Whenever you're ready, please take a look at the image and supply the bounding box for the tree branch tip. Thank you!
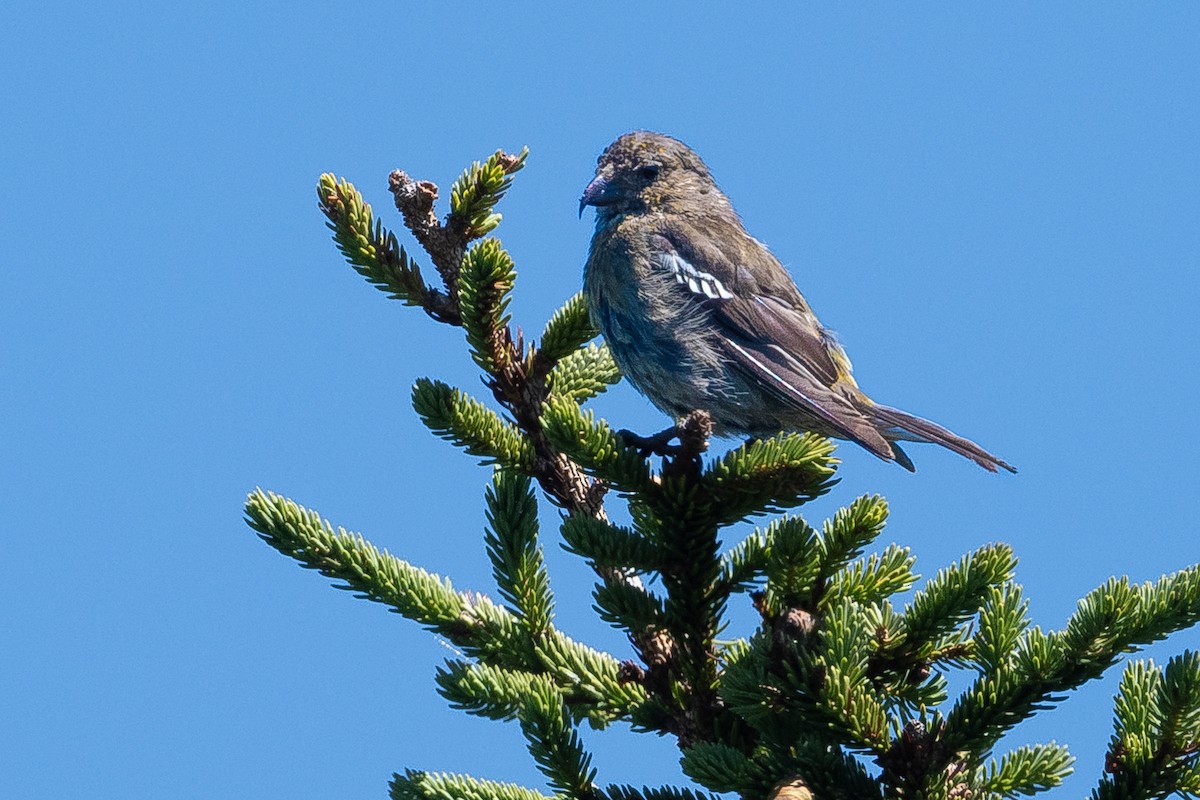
[496,150,526,173]
[389,169,440,227]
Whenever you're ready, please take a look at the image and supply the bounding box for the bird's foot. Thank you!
[618,425,683,457]
[618,411,714,462]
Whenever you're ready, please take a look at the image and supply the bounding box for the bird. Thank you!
[579,131,1015,473]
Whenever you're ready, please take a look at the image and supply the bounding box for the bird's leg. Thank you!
[618,425,683,457]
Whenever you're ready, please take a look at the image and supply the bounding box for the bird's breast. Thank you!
[584,229,737,417]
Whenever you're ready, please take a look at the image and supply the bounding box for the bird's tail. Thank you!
[871,404,1017,474]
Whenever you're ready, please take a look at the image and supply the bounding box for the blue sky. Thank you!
[3,4,1199,798]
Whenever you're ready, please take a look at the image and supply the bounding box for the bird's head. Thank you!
[579,131,726,220]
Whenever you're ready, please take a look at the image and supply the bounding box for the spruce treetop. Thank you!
[246,148,1200,800]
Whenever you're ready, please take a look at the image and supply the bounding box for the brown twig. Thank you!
[388,170,469,302]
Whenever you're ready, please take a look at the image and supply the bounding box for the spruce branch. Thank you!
[974,743,1074,798]
[594,580,669,632]
[437,660,557,722]
[646,437,733,745]
[449,148,529,240]
[943,566,1200,771]
[1092,652,1200,800]
[386,155,663,680]
[816,494,890,585]
[1056,566,1200,691]
[248,488,642,726]
[1112,660,1161,759]
[974,583,1031,673]
[330,150,614,530]
[1129,566,1200,648]
[679,740,769,796]
[541,396,654,494]
[819,598,892,753]
[412,378,536,472]
[519,681,599,799]
[822,544,917,609]
[430,614,646,729]
[317,174,460,324]
[1061,577,1140,670]
[716,632,790,735]
[762,744,884,800]
[896,544,1017,653]
[530,632,647,723]
[459,239,518,377]
[560,515,662,573]
[539,292,601,364]
[604,785,719,800]
[761,516,820,614]
[484,469,554,634]
[245,489,517,659]
[391,770,552,800]
[939,637,1060,762]
[1151,652,1200,760]
[549,343,621,403]
[387,148,528,301]
[718,530,768,595]
[701,433,838,524]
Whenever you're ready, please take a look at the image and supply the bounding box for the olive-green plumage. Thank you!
[580,131,1014,473]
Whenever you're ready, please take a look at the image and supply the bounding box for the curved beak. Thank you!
[578,176,617,217]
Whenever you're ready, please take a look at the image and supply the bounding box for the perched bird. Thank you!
[579,131,1014,473]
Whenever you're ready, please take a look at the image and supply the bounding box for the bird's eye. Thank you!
[637,165,660,180]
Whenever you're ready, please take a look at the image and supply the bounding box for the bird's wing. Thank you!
[654,230,895,460]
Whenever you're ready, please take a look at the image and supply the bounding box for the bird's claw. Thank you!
[618,426,683,457]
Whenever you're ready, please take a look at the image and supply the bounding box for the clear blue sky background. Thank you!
[3,5,1199,798]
